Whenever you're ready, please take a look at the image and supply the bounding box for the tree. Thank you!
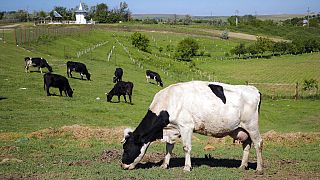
[183,15,192,25]
[93,3,108,23]
[131,32,150,52]
[175,38,199,61]
[255,37,273,56]
[230,43,246,57]
[220,29,229,40]
[0,12,5,20]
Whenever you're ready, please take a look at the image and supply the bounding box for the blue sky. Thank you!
[1,0,319,16]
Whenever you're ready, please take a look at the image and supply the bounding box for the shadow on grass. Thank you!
[0,96,7,100]
[136,157,257,170]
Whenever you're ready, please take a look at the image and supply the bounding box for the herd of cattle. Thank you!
[24,57,164,102]
[24,57,264,174]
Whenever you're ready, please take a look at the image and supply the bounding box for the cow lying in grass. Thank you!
[121,81,263,174]
[43,73,73,97]
[25,57,53,73]
[106,81,133,104]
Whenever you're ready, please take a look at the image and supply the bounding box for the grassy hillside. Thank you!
[0,28,319,179]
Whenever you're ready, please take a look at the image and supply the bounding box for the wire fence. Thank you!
[247,82,319,100]
[14,26,93,46]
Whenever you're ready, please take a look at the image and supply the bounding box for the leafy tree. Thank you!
[93,3,108,23]
[303,79,318,94]
[220,29,229,40]
[255,37,273,56]
[230,43,246,57]
[247,43,258,56]
[131,32,150,52]
[175,37,199,61]
[183,15,192,25]
[272,41,290,55]
[0,12,5,20]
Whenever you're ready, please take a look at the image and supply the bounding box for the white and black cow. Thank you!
[146,70,163,87]
[113,67,123,83]
[66,61,91,80]
[25,57,53,73]
[121,81,263,174]
[106,81,134,104]
[43,73,73,97]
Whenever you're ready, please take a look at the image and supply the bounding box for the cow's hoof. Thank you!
[160,163,168,169]
[183,166,191,172]
[255,170,264,175]
[239,165,248,170]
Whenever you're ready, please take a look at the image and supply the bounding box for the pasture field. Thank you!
[0,27,320,179]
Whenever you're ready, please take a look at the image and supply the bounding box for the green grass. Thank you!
[1,27,320,179]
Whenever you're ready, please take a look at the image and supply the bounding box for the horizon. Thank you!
[1,0,319,16]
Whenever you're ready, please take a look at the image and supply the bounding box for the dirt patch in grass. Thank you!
[0,132,24,141]
[28,124,126,142]
[100,149,122,163]
[263,130,320,144]
[244,172,320,180]
[12,125,320,146]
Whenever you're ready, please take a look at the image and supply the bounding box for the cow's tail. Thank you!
[258,92,262,114]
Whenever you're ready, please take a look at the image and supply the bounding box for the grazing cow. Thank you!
[113,67,123,83]
[146,70,163,87]
[24,57,53,73]
[43,73,73,97]
[106,81,133,103]
[66,61,91,80]
[121,81,263,174]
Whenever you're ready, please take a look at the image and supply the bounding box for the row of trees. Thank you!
[0,2,131,23]
[231,37,320,58]
[131,32,200,61]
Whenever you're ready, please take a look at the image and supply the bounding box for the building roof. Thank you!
[75,2,87,13]
[53,11,62,18]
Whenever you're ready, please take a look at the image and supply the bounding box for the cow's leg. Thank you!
[123,95,127,103]
[239,139,252,170]
[25,66,28,73]
[128,94,132,104]
[161,143,174,169]
[117,95,121,102]
[58,88,63,96]
[80,73,83,80]
[46,86,51,96]
[180,127,193,171]
[246,129,263,174]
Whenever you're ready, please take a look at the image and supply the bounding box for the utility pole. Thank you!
[307,7,310,27]
[235,10,239,26]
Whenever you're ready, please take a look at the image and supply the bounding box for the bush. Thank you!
[175,37,199,61]
[131,32,150,52]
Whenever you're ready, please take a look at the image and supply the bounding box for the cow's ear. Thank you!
[140,111,170,143]
[121,128,133,143]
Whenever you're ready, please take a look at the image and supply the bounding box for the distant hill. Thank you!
[132,13,306,22]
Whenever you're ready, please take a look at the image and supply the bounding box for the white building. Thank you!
[75,3,87,24]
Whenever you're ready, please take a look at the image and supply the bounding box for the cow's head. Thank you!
[121,110,170,170]
[159,81,163,87]
[47,65,53,72]
[67,88,73,97]
[106,93,113,102]
[86,73,91,81]
[121,129,150,170]
[112,76,117,83]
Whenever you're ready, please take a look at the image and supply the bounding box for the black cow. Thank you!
[106,81,133,103]
[66,61,91,80]
[43,73,73,97]
[113,67,123,83]
[146,70,163,87]
[25,57,53,73]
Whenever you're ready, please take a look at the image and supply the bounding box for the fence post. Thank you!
[14,29,17,45]
[295,82,299,100]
